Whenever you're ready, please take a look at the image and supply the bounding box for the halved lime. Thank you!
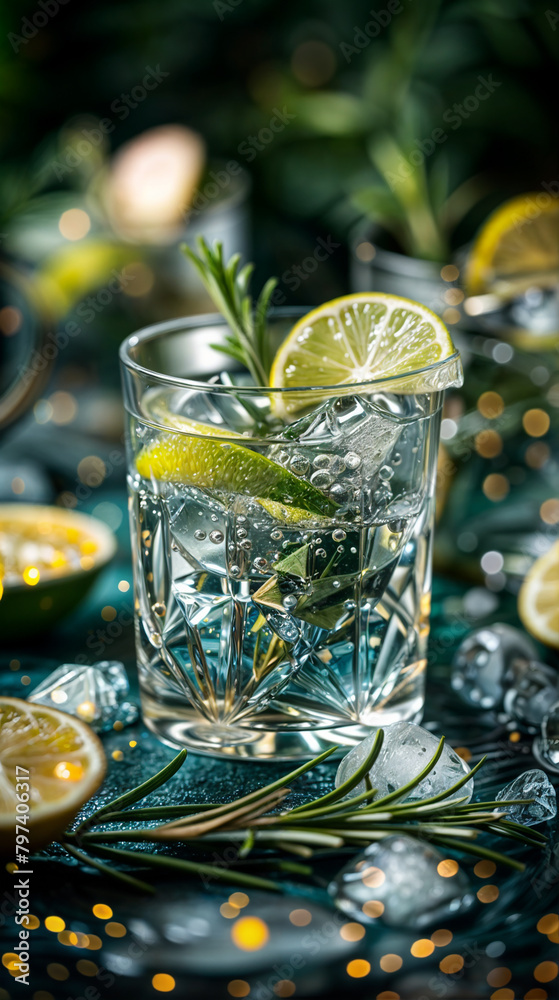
[269,292,461,418]
[136,429,337,516]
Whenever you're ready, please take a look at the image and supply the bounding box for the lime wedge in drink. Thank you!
[269,292,461,417]
[136,422,337,516]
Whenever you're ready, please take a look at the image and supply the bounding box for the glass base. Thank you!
[143,694,424,761]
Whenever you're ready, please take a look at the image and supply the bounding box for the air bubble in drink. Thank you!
[209,530,224,544]
[313,454,331,470]
[152,602,166,617]
[332,528,346,542]
[290,454,310,476]
[311,471,333,488]
[230,565,240,577]
[271,529,283,541]
[344,452,361,470]
[379,465,394,480]
[253,557,268,571]
[283,594,298,609]
[316,548,327,558]
[237,527,247,539]
[194,529,206,541]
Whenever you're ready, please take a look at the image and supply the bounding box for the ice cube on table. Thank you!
[28,661,138,733]
[335,721,474,803]
[495,768,557,826]
[451,623,537,710]
[329,834,476,929]
[503,659,559,730]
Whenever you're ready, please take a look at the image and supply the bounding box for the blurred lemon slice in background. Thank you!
[518,541,559,648]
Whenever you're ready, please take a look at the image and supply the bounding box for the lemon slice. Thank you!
[257,498,329,524]
[136,427,337,516]
[269,293,460,418]
[465,193,559,297]
[0,698,106,854]
[518,541,559,648]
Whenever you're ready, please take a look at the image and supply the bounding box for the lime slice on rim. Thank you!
[136,421,337,516]
[269,292,461,418]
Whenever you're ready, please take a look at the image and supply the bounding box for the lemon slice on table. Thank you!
[136,419,337,516]
[268,293,460,418]
[518,541,559,648]
[0,698,106,854]
[465,193,559,297]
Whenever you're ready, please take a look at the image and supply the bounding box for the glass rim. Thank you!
[119,308,462,395]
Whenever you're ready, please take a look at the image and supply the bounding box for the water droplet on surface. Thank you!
[152,602,166,617]
[330,456,346,475]
[350,546,357,554]
[194,529,206,541]
[332,580,340,589]
[239,539,252,550]
[282,594,298,609]
[209,530,224,544]
[211,514,218,522]
[290,454,310,476]
[332,528,346,542]
[313,454,331,470]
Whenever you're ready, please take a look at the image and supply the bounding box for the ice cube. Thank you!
[495,769,557,826]
[329,835,476,929]
[503,659,559,730]
[335,722,474,803]
[451,623,537,710]
[28,661,138,733]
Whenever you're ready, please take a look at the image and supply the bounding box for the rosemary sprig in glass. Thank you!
[61,731,545,893]
[182,237,277,387]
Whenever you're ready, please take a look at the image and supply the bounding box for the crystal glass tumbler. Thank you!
[120,311,462,759]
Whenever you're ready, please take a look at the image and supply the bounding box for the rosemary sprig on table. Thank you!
[61,731,545,894]
[182,237,277,387]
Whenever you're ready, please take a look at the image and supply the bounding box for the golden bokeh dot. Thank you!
[437,859,459,878]
[526,442,550,469]
[483,473,509,502]
[77,455,106,487]
[152,973,176,992]
[477,885,499,904]
[431,929,453,947]
[548,929,559,944]
[444,287,464,305]
[411,939,435,958]
[340,922,365,942]
[540,499,559,524]
[289,909,311,926]
[525,990,548,999]
[377,993,400,1000]
[380,954,403,973]
[92,903,113,920]
[0,305,22,335]
[26,915,40,929]
[291,39,336,87]
[537,914,559,935]
[105,921,126,938]
[45,916,65,933]
[220,903,240,919]
[362,865,385,888]
[523,408,550,437]
[228,982,250,998]
[59,208,91,240]
[487,967,512,987]
[122,261,155,297]
[274,981,296,998]
[474,860,497,879]
[362,900,384,918]
[129,740,137,747]
[231,916,269,951]
[32,993,54,1000]
[475,429,503,458]
[118,579,130,592]
[50,391,78,425]
[346,959,371,979]
[440,954,464,974]
[101,605,117,621]
[356,241,376,263]
[112,750,124,761]
[509,730,521,743]
[441,264,460,282]
[478,391,504,419]
[454,747,472,762]
[229,892,249,909]
[76,959,98,976]
[47,963,69,981]
[490,990,514,1000]
[442,307,461,325]
[9,658,20,671]
[21,675,31,686]
[534,962,559,983]
[11,476,25,494]
[86,934,102,950]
